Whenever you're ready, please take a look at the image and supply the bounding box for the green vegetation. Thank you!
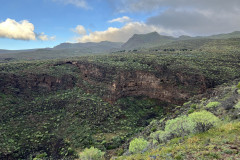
[0,86,163,159]
[129,138,149,154]
[165,115,194,137]
[79,147,105,160]
[0,35,240,159]
[237,82,240,89]
[234,101,240,109]
[188,110,220,133]
[114,80,240,159]
[205,101,221,108]
[116,122,240,160]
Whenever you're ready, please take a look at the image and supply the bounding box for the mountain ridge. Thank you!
[121,31,240,50]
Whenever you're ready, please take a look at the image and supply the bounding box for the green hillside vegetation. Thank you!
[114,81,240,160]
[0,33,240,159]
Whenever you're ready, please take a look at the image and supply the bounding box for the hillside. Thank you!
[0,39,240,159]
[1,31,240,62]
[0,42,123,62]
[0,49,37,54]
[115,80,240,159]
[54,41,123,53]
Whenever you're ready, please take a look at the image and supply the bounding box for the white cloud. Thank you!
[0,18,36,40]
[37,33,56,41]
[0,18,55,41]
[77,22,182,43]
[147,8,240,35]
[72,25,87,35]
[53,0,89,9]
[108,16,131,23]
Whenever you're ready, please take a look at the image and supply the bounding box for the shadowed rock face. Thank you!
[0,61,211,104]
[72,61,211,105]
[0,73,75,95]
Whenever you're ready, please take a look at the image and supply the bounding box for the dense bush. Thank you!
[79,147,105,160]
[165,115,195,137]
[151,111,220,144]
[188,110,220,133]
[205,101,221,108]
[129,138,149,154]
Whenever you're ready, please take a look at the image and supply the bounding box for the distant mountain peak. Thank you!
[122,32,175,50]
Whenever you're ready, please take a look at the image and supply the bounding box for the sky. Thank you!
[0,0,240,50]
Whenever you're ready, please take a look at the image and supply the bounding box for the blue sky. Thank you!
[0,0,239,50]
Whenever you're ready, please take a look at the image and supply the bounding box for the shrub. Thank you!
[237,82,240,89]
[205,101,221,108]
[33,152,47,160]
[79,147,105,160]
[188,110,220,133]
[129,138,149,154]
[183,101,191,106]
[234,101,240,109]
[150,130,164,141]
[190,104,197,109]
[188,108,195,114]
[158,131,172,143]
[165,115,195,138]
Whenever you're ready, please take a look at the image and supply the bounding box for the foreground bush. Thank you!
[165,115,195,137]
[79,147,105,160]
[157,111,220,142]
[188,110,220,133]
[129,138,149,154]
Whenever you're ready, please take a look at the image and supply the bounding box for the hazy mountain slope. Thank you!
[0,49,37,54]
[54,41,123,53]
[0,48,109,61]
[151,38,240,51]
[121,32,176,50]
[207,31,240,39]
[121,31,240,51]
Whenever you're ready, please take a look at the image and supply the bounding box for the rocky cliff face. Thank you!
[0,73,75,95]
[71,61,211,104]
[0,61,211,104]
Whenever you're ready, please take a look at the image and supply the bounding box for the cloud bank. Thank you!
[0,18,55,41]
[107,0,240,35]
[77,22,182,43]
[75,0,240,43]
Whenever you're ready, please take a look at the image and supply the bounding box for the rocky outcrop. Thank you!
[70,61,211,105]
[0,60,212,104]
[0,73,75,95]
